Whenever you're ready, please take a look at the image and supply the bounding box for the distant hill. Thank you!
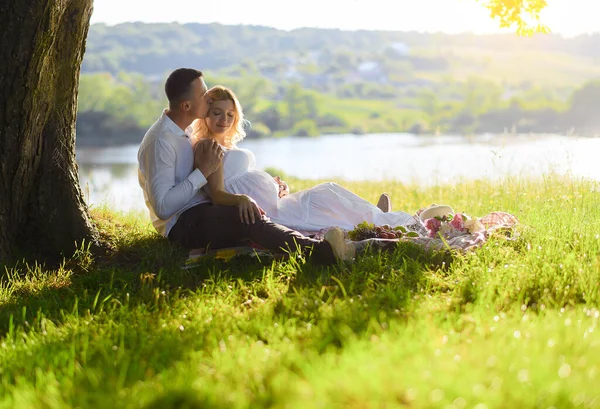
[83,22,600,88]
[75,23,600,146]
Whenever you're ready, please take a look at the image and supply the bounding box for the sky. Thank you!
[90,0,600,37]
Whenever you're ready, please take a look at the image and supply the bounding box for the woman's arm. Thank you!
[206,164,240,206]
[206,165,265,224]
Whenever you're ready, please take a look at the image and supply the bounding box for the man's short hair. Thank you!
[165,68,204,104]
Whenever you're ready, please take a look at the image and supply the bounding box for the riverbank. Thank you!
[76,133,600,214]
[1,175,599,408]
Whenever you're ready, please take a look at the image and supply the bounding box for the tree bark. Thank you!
[0,0,98,263]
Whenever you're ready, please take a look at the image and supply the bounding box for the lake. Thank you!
[76,133,600,213]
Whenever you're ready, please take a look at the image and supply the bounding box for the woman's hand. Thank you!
[274,176,289,198]
[237,195,266,224]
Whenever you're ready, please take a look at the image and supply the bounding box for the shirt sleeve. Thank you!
[139,139,207,220]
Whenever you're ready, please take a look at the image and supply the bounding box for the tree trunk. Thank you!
[0,0,98,263]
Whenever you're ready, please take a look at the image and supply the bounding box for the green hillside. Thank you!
[75,23,600,145]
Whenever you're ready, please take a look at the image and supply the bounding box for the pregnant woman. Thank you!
[192,86,424,234]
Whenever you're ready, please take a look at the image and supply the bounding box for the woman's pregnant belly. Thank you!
[224,170,280,216]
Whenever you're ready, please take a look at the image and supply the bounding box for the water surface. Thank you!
[76,133,600,212]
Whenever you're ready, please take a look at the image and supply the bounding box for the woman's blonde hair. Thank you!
[192,85,247,148]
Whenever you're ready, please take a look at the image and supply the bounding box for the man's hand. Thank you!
[197,93,213,119]
[274,176,289,198]
[237,195,266,224]
[194,139,223,178]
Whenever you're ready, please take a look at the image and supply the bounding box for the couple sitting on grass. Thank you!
[137,68,459,264]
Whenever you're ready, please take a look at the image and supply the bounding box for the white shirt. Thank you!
[137,111,211,237]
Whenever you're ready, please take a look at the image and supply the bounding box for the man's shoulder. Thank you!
[139,116,174,153]
[143,116,167,140]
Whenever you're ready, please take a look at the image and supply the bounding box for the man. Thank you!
[137,68,355,264]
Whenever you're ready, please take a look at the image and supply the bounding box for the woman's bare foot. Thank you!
[324,227,356,261]
[376,193,392,213]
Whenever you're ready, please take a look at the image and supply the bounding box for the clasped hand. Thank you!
[274,176,289,198]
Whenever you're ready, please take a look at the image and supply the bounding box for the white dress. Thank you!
[221,148,416,233]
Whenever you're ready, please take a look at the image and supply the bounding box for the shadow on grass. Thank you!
[0,318,204,399]
[0,229,454,333]
[143,390,224,409]
[0,228,286,334]
[0,211,459,402]
[0,220,460,406]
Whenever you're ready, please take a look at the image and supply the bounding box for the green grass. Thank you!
[1,175,600,408]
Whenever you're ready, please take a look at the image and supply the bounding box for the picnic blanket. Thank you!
[314,211,520,253]
[408,211,519,252]
[184,211,519,268]
[183,245,275,269]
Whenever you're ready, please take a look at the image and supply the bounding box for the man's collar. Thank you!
[162,109,190,138]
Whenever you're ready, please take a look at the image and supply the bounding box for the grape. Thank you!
[349,223,408,241]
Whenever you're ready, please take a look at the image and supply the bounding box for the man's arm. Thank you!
[205,159,264,224]
[140,140,207,220]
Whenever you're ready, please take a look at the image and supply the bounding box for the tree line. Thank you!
[83,22,600,79]
[74,23,600,146]
[75,71,600,146]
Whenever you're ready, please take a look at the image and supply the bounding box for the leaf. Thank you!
[356,220,375,230]
[479,0,549,35]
